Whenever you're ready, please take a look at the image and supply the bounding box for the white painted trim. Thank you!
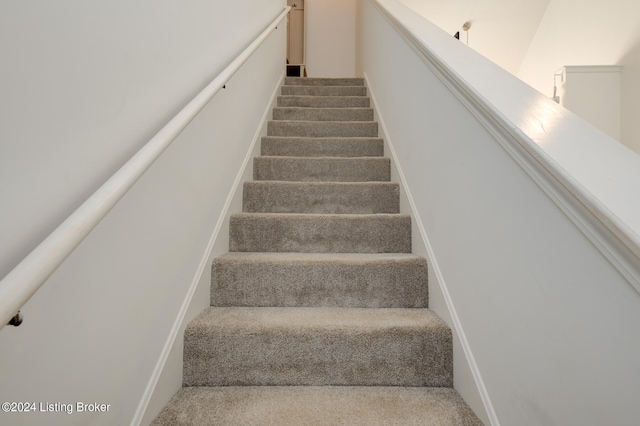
[0,6,291,330]
[130,71,285,426]
[364,73,500,426]
[370,0,640,296]
[562,65,623,74]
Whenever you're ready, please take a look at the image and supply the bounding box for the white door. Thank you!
[287,0,305,65]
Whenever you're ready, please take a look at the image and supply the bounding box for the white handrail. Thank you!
[0,6,291,330]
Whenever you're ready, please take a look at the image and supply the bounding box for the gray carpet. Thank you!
[211,252,427,308]
[151,77,483,425]
[242,181,399,214]
[152,387,481,426]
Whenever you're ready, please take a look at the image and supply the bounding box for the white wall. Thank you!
[0,1,286,425]
[0,0,284,281]
[396,0,550,74]
[517,0,640,153]
[306,0,357,77]
[359,0,640,425]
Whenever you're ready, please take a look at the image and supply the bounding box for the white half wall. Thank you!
[0,1,286,425]
[359,0,640,424]
[306,0,357,77]
[517,0,640,153]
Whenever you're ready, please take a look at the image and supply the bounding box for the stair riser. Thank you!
[184,312,451,387]
[273,107,373,122]
[243,182,399,214]
[268,121,377,137]
[211,255,428,308]
[285,77,365,86]
[184,331,451,386]
[254,157,390,182]
[261,137,383,157]
[278,96,370,108]
[229,214,411,253]
[281,86,367,96]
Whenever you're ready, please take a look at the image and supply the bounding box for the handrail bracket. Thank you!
[8,311,23,327]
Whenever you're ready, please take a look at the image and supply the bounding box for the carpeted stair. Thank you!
[152,77,483,425]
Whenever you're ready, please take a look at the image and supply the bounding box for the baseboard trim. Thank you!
[130,71,285,426]
[364,72,499,426]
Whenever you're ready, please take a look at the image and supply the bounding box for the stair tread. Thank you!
[278,95,366,98]
[284,85,366,89]
[231,212,410,218]
[211,252,427,308]
[254,156,390,182]
[268,120,378,137]
[278,95,368,99]
[214,251,424,264]
[271,119,376,124]
[245,180,397,186]
[188,306,447,332]
[263,136,383,140]
[243,181,399,214]
[285,77,365,86]
[273,107,374,111]
[152,386,482,426]
[229,213,411,255]
[184,307,451,386]
[257,155,387,160]
[261,137,383,157]
[277,95,371,108]
[281,86,367,97]
[273,107,374,122]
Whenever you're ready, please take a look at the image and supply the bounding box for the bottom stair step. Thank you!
[151,386,483,426]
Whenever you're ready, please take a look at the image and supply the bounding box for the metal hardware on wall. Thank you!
[462,21,471,46]
[8,311,23,326]
[553,72,563,103]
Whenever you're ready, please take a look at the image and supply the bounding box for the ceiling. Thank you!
[397,0,551,74]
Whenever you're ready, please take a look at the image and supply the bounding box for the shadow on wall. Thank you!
[619,36,640,154]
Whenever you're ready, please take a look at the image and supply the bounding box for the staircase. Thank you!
[151,78,482,425]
